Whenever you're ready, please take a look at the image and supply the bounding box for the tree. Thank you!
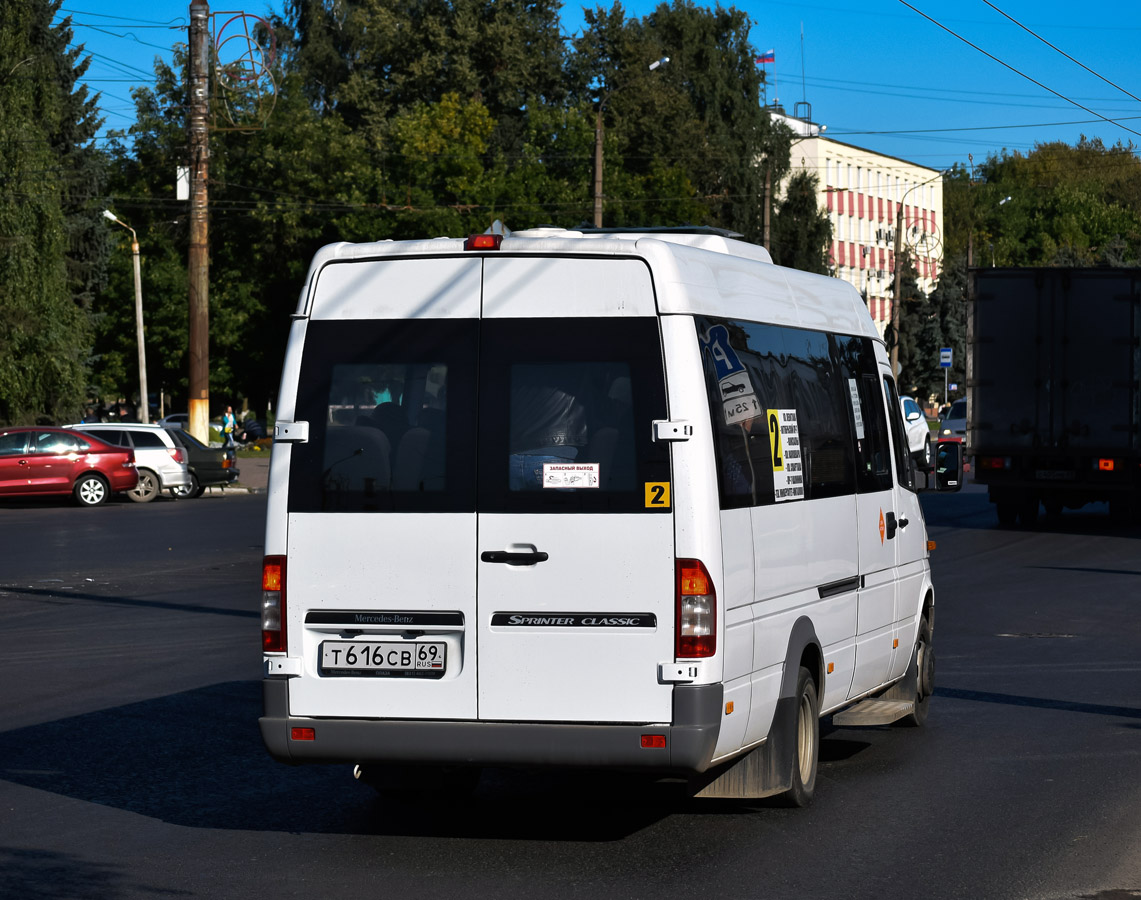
[771,171,831,273]
[0,1,104,424]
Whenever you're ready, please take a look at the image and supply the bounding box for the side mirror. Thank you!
[935,438,964,492]
[906,409,922,422]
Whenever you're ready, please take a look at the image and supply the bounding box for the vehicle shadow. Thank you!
[0,681,692,840]
[0,681,889,840]
[0,846,190,900]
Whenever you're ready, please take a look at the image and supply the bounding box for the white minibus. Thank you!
[259,227,962,806]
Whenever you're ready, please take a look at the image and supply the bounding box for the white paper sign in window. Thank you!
[543,462,601,489]
[766,408,804,502]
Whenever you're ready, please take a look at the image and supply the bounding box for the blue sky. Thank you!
[60,0,1141,171]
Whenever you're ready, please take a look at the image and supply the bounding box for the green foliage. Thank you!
[943,138,1141,267]
[0,1,103,424]
[771,171,831,273]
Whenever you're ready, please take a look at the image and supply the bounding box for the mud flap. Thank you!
[687,694,797,799]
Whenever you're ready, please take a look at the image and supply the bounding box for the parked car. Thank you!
[900,395,932,465]
[940,398,967,443]
[0,426,137,506]
[157,412,189,430]
[66,423,191,502]
[164,427,240,497]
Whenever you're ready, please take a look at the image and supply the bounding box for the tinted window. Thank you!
[697,317,856,509]
[478,317,670,513]
[288,317,669,514]
[130,431,166,449]
[171,429,207,451]
[89,429,127,447]
[948,399,966,418]
[832,335,893,494]
[0,432,27,456]
[882,376,914,491]
[289,319,477,513]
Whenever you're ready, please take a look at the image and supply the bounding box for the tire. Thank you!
[779,666,819,808]
[170,473,200,500]
[74,473,109,507]
[127,468,160,503]
[900,617,934,727]
[1043,498,1063,518]
[1019,496,1039,527]
[996,501,1018,527]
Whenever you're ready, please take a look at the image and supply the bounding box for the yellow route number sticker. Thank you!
[644,482,671,508]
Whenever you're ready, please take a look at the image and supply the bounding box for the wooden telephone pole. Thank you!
[187,0,211,443]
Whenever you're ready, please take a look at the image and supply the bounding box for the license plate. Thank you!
[319,640,447,678]
[1035,469,1075,481]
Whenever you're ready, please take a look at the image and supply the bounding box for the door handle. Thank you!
[898,515,909,529]
[885,511,898,540]
[481,550,549,566]
[19,459,28,465]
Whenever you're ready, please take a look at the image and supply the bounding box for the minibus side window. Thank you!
[698,317,856,509]
[882,375,915,491]
[831,334,893,494]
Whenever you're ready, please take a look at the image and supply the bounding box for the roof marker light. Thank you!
[464,234,502,251]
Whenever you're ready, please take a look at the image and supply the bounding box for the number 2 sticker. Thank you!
[644,482,671,508]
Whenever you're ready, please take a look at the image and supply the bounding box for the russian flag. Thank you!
[756,49,775,64]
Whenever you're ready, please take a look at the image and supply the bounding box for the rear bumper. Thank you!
[259,679,723,774]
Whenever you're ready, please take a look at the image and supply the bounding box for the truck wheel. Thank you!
[996,501,1018,527]
[778,666,819,808]
[1043,499,1063,518]
[1019,496,1039,527]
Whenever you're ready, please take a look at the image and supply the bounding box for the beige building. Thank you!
[771,112,944,336]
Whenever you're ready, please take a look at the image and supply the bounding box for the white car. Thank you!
[66,423,192,502]
[900,395,932,464]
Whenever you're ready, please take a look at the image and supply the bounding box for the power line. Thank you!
[897,0,1141,141]
[979,0,1141,106]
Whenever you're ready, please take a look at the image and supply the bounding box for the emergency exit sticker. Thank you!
[644,482,671,508]
[767,409,804,502]
[543,463,600,488]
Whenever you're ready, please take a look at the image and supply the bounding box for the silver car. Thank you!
[939,398,967,443]
[66,423,192,502]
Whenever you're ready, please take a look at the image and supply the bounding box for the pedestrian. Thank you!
[222,405,237,450]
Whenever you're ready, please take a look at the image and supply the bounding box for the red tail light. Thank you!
[222,456,233,469]
[167,447,184,464]
[676,559,716,658]
[262,555,286,652]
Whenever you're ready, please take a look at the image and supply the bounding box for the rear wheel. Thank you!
[900,617,934,727]
[996,501,1018,527]
[127,468,160,503]
[779,666,819,808]
[170,473,200,499]
[1019,495,1040,527]
[74,473,109,507]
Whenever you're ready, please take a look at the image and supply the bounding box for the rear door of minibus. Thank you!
[474,254,677,724]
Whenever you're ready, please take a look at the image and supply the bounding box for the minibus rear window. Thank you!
[288,319,478,513]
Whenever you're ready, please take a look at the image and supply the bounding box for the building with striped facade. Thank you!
[771,112,944,337]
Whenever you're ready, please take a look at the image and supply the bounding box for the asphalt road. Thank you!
[0,487,1138,900]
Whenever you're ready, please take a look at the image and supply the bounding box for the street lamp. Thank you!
[890,171,946,378]
[103,210,150,424]
[593,57,669,228]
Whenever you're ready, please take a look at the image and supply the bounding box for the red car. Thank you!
[0,426,138,506]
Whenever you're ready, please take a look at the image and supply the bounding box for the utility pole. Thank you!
[102,210,149,423]
[763,164,772,248]
[890,199,905,378]
[188,0,210,443]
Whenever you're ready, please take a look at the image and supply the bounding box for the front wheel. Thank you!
[779,666,819,808]
[74,473,109,507]
[127,468,160,503]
